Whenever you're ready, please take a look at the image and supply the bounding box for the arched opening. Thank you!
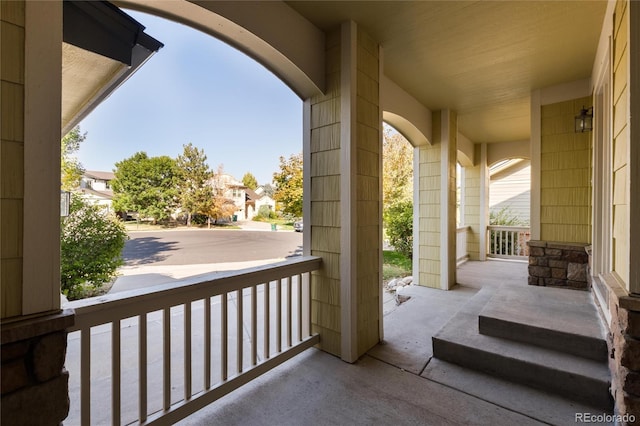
[62,9,311,425]
[380,122,414,313]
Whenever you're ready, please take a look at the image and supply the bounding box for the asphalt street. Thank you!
[122,228,303,266]
[109,227,303,293]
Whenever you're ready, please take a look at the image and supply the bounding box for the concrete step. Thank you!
[432,286,613,412]
[478,285,608,361]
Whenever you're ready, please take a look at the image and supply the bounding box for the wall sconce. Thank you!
[575,106,593,133]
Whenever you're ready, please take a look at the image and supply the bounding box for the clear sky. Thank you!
[76,10,303,185]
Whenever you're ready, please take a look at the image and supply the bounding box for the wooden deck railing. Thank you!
[486,226,530,259]
[456,226,470,264]
[65,256,322,425]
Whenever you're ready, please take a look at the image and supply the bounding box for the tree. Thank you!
[61,194,128,299]
[61,126,87,191]
[383,125,413,211]
[111,152,178,223]
[384,200,413,259]
[273,153,303,217]
[207,165,237,223]
[176,143,213,226]
[242,172,258,190]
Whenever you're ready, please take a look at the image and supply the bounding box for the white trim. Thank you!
[591,0,616,94]
[479,143,488,261]
[339,21,358,362]
[629,1,640,294]
[530,90,542,241]
[440,111,450,290]
[23,1,63,315]
[413,146,421,282]
[592,40,612,278]
[378,45,384,341]
[303,99,312,257]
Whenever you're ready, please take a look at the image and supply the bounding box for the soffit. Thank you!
[286,1,607,143]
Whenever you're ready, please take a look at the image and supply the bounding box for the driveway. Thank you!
[110,227,302,293]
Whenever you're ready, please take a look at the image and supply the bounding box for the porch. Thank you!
[64,260,612,425]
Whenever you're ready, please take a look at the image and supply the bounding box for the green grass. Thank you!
[382,250,412,281]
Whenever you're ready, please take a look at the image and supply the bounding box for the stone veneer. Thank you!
[598,275,640,423]
[1,310,74,425]
[527,240,590,289]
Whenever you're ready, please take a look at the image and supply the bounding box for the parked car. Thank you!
[293,220,303,232]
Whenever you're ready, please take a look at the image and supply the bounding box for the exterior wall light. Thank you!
[575,106,593,133]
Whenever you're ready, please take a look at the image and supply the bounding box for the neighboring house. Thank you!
[489,159,531,224]
[76,170,115,212]
[211,174,247,220]
[245,187,276,219]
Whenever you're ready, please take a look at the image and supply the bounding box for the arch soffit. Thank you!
[487,140,530,166]
[115,0,325,99]
[381,75,431,147]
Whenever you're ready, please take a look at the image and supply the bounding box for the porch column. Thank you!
[1,1,73,424]
[414,110,457,289]
[304,21,382,362]
[463,143,489,261]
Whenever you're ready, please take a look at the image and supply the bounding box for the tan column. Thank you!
[305,22,381,361]
[415,110,457,289]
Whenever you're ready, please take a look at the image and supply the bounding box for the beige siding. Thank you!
[490,160,531,224]
[611,0,630,285]
[355,28,380,355]
[309,26,381,357]
[464,165,481,260]
[416,110,457,288]
[540,97,592,244]
[1,0,25,319]
[309,28,342,355]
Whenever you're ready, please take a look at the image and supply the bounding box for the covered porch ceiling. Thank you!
[287,1,608,144]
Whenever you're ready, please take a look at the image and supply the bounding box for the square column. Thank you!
[414,110,457,289]
[305,21,381,362]
[462,145,489,261]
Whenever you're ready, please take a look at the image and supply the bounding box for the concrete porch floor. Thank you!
[177,260,612,426]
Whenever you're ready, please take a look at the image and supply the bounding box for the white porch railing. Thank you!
[65,256,321,426]
[486,226,530,259]
[456,226,470,264]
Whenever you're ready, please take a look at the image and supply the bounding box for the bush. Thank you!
[61,196,128,300]
[384,201,413,259]
[253,205,278,221]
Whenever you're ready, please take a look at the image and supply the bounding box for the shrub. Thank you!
[384,200,413,259]
[253,205,278,221]
[61,196,128,299]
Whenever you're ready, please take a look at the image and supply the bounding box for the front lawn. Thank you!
[382,250,412,281]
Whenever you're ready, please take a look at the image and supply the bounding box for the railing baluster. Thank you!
[112,320,121,426]
[163,307,171,411]
[81,328,91,426]
[264,282,270,359]
[276,278,282,353]
[221,293,228,381]
[139,314,147,423]
[184,302,192,400]
[297,274,303,342]
[236,289,243,374]
[205,296,211,390]
[287,277,292,347]
[308,273,313,338]
[251,285,257,366]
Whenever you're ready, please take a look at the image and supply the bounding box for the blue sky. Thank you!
[76,10,303,185]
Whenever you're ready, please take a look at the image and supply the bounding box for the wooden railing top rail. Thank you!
[67,256,322,331]
[486,225,530,232]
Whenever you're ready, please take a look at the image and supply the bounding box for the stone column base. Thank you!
[1,309,74,425]
[527,240,590,290]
